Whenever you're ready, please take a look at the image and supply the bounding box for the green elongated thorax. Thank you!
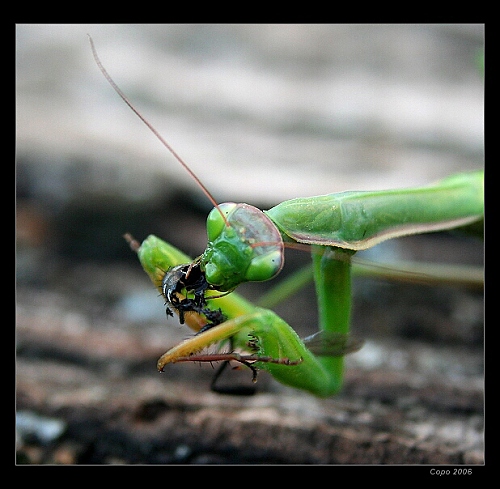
[265,170,483,250]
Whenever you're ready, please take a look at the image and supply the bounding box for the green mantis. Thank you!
[91,37,484,398]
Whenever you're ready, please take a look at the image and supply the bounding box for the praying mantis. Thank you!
[90,37,484,398]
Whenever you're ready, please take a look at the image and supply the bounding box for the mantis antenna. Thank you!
[88,35,229,227]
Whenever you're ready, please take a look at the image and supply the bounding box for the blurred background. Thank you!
[16,24,484,464]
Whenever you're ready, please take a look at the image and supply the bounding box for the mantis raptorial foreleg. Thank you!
[132,234,361,397]
[156,302,352,397]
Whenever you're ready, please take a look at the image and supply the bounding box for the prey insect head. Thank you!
[201,203,285,291]
[128,234,226,332]
[161,261,225,328]
[161,263,208,307]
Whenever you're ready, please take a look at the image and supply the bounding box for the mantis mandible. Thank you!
[90,37,484,397]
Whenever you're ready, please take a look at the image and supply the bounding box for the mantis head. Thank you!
[201,203,285,291]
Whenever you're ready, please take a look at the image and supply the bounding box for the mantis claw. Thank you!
[172,352,303,384]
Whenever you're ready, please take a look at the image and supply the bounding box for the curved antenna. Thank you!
[88,35,229,226]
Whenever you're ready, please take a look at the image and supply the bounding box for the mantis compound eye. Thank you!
[202,203,284,291]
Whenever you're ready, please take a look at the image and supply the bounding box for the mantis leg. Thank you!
[157,254,353,398]
[311,245,354,395]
